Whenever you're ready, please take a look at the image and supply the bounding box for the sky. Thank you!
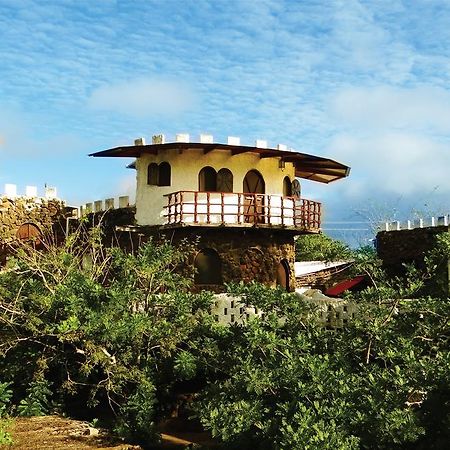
[1,0,449,243]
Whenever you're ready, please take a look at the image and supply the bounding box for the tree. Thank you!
[296,233,352,262]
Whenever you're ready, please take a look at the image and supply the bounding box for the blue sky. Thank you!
[1,0,449,242]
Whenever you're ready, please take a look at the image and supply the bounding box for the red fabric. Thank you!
[325,275,366,296]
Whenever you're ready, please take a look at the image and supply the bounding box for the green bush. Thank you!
[0,381,12,444]
[1,225,449,448]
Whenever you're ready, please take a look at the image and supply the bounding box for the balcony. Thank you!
[163,191,321,231]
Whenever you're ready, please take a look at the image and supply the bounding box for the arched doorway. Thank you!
[243,170,265,224]
[276,259,290,291]
[194,248,222,285]
[16,223,42,248]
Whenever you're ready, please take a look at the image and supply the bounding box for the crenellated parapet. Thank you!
[0,184,66,245]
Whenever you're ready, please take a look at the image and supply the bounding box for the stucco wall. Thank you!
[135,148,296,226]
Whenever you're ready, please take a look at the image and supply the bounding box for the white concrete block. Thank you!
[430,217,436,227]
[152,134,165,144]
[200,134,214,143]
[26,185,38,197]
[94,200,103,212]
[437,215,448,226]
[390,220,400,231]
[119,196,129,208]
[4,184,17,198]
[255,139,267,148]
[134,137,146,146]
[227,136,240,146]
[175,133,189,143]
[413,218,424,229]
[105,198,115,209]
[45,186,57,199]
[277,144,287,151]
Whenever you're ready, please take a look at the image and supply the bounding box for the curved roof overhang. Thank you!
[90,142,350,184]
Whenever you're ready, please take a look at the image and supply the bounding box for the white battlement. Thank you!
[1,184,58,200]
[380,215,450,232]
[79,195,135,217]
[133,133,295,152]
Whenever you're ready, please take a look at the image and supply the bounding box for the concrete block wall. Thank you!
[211,292,358,329]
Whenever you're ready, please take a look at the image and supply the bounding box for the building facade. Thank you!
[91,134,350,291]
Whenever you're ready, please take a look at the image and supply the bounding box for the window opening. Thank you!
[158,162,171,186]
[199,167,217,191]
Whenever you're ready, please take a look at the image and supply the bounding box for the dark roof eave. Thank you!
[89,142,351,183]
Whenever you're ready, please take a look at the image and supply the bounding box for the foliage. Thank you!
[0,225,216,444]
[17,380,53,417]
[0,225,449,448]
[197,282,450,449]
[0,381,12,444]
[296,233,353,261]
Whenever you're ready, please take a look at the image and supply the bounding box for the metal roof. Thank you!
[90,142,350,184]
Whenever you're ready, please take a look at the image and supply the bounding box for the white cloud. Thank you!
[331,85,450,133]
[328,132,450,197]
[88,78,196,118]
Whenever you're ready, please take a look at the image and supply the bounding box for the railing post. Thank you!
[179,192,183,223]
[207,192,210,224]
[194,191,198,224]
[221,192,224,224]
[238,193,242,224]
[281,195,284,226]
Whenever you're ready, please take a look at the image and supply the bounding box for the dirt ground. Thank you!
[4,415,217,449]
[4,416,142,450]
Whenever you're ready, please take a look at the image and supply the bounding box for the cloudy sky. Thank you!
[0,0,449,241]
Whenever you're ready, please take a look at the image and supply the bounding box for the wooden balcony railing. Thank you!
[163,191,321,231]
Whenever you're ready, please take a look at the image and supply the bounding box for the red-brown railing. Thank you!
[163,191,321,231]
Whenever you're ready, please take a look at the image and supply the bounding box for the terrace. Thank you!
[163,191,321,231]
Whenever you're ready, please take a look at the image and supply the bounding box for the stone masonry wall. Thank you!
[161,227,297,291]
[376,225,449,297]
[0,196,66,243]
[83,208,298,291]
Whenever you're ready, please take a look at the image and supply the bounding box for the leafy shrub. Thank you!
[0,381,12,444]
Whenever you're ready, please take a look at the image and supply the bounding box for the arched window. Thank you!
[147,163,158,185]
[158,162,171,186]
[194,248,222,285]
[217,168,233,193]
[283,176,292,197]
[147,162,171,186]
[199,167,217,191]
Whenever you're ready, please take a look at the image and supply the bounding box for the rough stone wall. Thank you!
[377,225,449,266]
[160,227,297,291]
[376,225,450,297]
[83,208,298,291]
[0,196,66,243]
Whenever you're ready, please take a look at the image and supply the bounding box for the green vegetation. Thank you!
[296,233,353,261]
[0,228,449,449]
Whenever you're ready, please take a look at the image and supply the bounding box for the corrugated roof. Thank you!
[90,142,350,184]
